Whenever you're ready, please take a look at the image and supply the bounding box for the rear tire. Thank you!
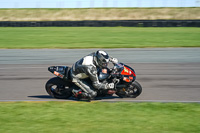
[116,81,142,98]
[45,77,72,99]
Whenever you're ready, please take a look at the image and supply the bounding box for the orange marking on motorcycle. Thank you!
[54,71,59,76]
[54,71,64,78]
[123,77,131,82]
[129,76,133,80]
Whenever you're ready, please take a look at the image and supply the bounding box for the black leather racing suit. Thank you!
[70,52,108,97]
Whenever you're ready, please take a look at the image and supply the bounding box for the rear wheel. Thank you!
[116,81,142,98]
[45,77,72,99]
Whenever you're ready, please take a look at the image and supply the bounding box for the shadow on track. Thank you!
[28,95,53,99]
[28,95,121,101]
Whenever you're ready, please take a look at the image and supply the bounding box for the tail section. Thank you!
[48,66,71,81]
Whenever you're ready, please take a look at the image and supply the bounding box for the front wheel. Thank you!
[45,77,72,99]
[116,81,142,98]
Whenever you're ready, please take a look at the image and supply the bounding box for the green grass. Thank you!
[0,102,199,133]
[0,27,199,49]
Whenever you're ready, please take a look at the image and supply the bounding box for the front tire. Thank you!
[45,77,72,99]
[116,81,142,98]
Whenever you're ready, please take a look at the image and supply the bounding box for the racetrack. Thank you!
[0,48,200,102]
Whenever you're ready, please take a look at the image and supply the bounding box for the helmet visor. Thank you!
[100,58,109,68]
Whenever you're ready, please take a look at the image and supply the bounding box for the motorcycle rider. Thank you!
[70,50,118,100]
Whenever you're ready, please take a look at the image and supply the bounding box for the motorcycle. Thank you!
[45,62,142,101]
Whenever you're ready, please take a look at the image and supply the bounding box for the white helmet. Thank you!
[95,50,109,68]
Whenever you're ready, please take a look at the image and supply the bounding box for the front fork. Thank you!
[115,82,134,96]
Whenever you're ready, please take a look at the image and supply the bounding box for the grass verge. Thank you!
[0,101,200,133]
[0,27,199,49]
[0,8,200,21]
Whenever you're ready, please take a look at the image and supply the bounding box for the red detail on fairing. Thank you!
[121,66,136,76]
[121,66,136,82]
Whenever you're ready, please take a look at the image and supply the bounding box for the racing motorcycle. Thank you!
[45,62,142,101]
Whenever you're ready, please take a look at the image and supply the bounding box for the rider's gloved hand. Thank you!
[106,83,115,89]
[110,57,118,64]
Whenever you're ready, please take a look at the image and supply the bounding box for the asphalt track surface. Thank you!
[0,48,200,102]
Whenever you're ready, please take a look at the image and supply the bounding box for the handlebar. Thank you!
[110,63,124,76]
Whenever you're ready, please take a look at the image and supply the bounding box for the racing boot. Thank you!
[82,91,97,102]
[72,89,82,98]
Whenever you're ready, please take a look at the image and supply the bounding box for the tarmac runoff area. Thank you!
[0,48,200,103]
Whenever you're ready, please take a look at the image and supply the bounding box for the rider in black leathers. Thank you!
[70,50,118,99]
